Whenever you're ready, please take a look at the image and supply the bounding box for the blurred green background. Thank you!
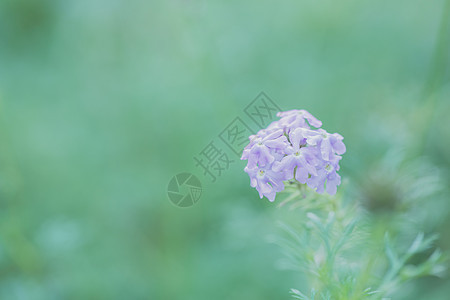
[0,0,449,299]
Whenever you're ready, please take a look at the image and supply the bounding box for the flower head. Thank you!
[241,110,345,201]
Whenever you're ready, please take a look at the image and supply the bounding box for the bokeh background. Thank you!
[0,0,449,299]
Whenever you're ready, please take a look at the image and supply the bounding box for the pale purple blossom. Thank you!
[241,109,345,201]
[277,109,323,130]
[244,163,287,202]
[306,156,342,195]
[241,129,288,168]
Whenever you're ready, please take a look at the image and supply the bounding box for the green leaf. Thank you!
[384,233,399,266]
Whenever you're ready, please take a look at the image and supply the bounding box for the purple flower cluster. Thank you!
[241,110,346,201]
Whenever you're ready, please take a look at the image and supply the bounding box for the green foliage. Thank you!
[277,183,447,300]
